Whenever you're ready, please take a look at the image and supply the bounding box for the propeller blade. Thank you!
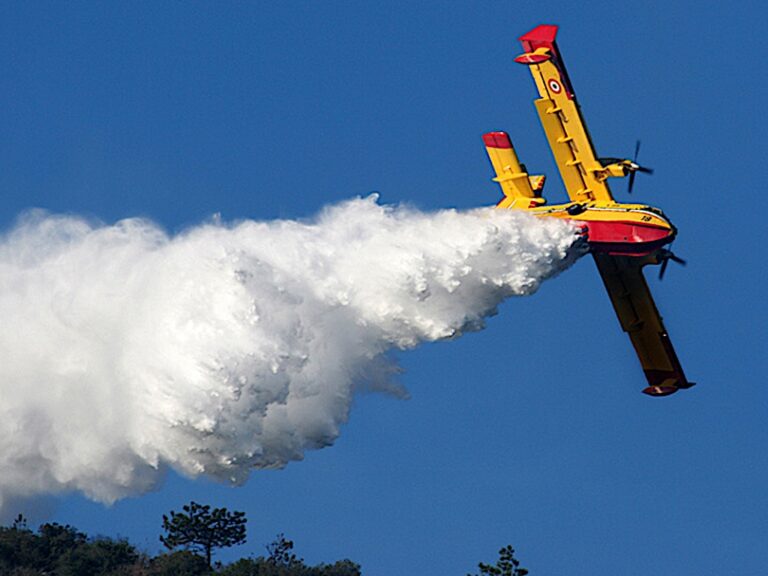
[659,257,669,280]
[627,140,654,191]
[669,254,687,266]
[604,141,652,193]
[657,248,687,280]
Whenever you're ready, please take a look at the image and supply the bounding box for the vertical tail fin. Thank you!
[483,131,545,208]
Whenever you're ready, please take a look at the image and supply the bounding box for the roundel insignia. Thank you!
[548,78,562,94]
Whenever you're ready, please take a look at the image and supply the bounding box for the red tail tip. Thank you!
[482,131,512,149]
[519,24,559,53]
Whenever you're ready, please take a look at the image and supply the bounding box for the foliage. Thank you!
[148,550,211,575]
[0,508,360,576]
[217,535,360,576]
[468,545,528,576]
[0,517,38,570]
[11,514,28,531]
[217,557,275,576]
[35,522,88,570]
[266,533,302,568]
[160,501,246,567]
[55,537,140,576]
[308,559,362,576]
[0,520,141,575]
[218,556,361,576]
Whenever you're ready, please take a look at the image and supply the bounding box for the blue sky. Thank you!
[1,1,766,574]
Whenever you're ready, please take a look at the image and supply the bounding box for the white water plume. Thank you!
[0,195,582,512]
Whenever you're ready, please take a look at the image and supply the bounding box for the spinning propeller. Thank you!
[657,247,687,280]
[627,140,654,194]
[599,140,654,194]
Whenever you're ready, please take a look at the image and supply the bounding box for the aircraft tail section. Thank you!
[482,131,545,208]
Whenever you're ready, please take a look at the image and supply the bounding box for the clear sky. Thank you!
[0,2,766,575]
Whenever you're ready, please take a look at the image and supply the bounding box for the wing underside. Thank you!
[593,253,694,396]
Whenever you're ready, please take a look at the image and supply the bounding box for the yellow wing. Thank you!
[515,25,614,204]
[593,253,695,396]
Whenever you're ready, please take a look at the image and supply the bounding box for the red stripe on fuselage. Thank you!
[571,219,674,256]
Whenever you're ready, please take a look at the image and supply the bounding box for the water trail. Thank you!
[0,195,583,512]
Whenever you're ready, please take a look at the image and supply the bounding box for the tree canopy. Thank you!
[468,545,528,576]
[0,507,519,575]
[0,518,139,576]
[160,501,247,568]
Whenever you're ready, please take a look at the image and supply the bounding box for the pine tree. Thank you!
[160,501,246,568]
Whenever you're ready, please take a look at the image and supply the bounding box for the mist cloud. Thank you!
[0,195,582,513]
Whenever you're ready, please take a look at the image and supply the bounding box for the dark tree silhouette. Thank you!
[266,533,302,568]
[468,545,528,576]
[150,549,210,575]
[0,513,360,575]
[218,534,362,576]
[160,501,246,568]
[0,520,141,575]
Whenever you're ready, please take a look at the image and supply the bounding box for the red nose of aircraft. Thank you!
[582,217,676,257]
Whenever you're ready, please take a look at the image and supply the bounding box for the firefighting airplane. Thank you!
[484,24,694,396]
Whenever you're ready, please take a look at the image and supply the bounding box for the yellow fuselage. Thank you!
[499,198,676,257]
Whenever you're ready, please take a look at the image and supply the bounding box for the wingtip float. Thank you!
[485,25,694,397]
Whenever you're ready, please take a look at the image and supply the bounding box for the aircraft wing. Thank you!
[515,25,615,204]
[593,253,694,396]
